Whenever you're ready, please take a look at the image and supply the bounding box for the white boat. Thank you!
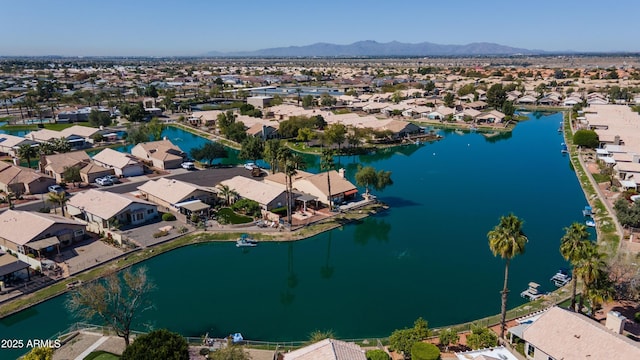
[585,220,596,227]
[550,269,571,287]
[236,234,258,247]
[582,206,593,217]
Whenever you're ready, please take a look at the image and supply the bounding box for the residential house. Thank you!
[137,177,216,213]
[0,134,38,157]
[266,169,358,207]
[67,189,158,232]
[219,176,287,211]
[131,139,186,170]
[0,162,56,195]
[247,96,272,109]
[92,148,144,177]
[516,95,537,105]
[41,151,92,183]
[454,108,481,122]
[283,339,366,360]
[427,106,455,120]
[476,110,506,124]
[455,346,519,360]
[516,306,640,360]
[0,210,86,269]
[464,101,488,110]
[245,123,279,140]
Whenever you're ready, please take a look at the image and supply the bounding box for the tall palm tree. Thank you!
[560,222,590,311]
[487,213,528,339]
[320,148,336,211]
[17,144,38,169]
[277,148,306,226]
[576,242,607,313]
[47,191,68,216]
[217,184,238,206]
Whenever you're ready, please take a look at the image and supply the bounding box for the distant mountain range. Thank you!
[204,40,542,57]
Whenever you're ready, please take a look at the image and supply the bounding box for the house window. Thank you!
[527,344,535,357]
[147,209,154,214]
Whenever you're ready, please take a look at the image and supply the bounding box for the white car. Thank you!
[95,177,113,186]
[181,162,195,170]
[48,185,65,194]
[244,162,256,170]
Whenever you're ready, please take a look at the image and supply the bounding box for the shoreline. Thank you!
[0,202,386,319]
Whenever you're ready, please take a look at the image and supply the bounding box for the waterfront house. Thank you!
[0,161,56,195]
[516,95,537,105]
[92,148,144,177]
[0,210,86,269]
[266,169,358,206]
[41,151,91,183]
[455,346,518,360]
[67,189,158,232]
[0,253,32,285]
[131,139,186,170]
[219,176,287,211]
[427,106,455,120]
[517,306,640,360]
[245,124,279,140]
[0,134,38,158]
[453,108,481,122]
[283,338,366,360]
[476,110,506,124]
[137,178,216,213]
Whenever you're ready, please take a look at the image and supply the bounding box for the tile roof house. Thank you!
[92,148,144,177]
[0,134,38,157]
[41,150,114,183]
[137,178,216,212]
[0,161,56,195]
[131,139,186,169]
[0,210,86,269]
[219,176,287,210]
[519,306,640,360]
[67,189,158,232]
[283,339,366,360]
[266,169,358,206]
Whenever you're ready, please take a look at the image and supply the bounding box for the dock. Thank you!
[520,282,542,301]
[550,270,571,287]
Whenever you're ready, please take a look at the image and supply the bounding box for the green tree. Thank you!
[147,117,166,141]
[217,184,238,206]
[239,136,265,164]
[124,102,147,122]
[190,142,229,166]
[438,328,459,352]
[47,191,68,216]
[465,325,498,350]
[487,213,528,339]
[324,123,347,152]
[277,148,306,225]
[443,92,455,107]
[302,94,315,107]
[232,198,261,217]
[62,166,81,186]
[125,123,150,145]
[297,127,316,144]
[23,346,53,360]
[355,166,393,196]
[388,318,431,359]
[308,329,336,344]
[121,329,188,360]
[17,143,38,168]
[560,222,590,311]
[88,109,112,127]
[321,148,336,210]
[366,349,390,360]
[573,129,599,148]
[576,242,608,313]
[410,342,440,360]
[501,101,515,118]
[92,133,104,143]
[52,137,71,153]
[225,121,247,143]
[67,267,154,347]
[486,83,506,109]
[320,93,337,106]
[264,139,283,173]
[207,346,252,360]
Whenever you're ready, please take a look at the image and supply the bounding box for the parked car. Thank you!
[244,162,256,170]
[95,177,113,186]
[103,175,120,184]
[48,185,65,194]
[181,162,195,170]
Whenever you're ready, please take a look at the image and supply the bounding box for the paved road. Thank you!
[7,166,257,213]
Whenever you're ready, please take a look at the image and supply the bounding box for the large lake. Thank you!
[1,112,590,357]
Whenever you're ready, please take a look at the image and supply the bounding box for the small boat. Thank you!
[582,206,593,217]
[520,282,543,301]
[550,269,571,287]
[236,234,258,247]
[585,220,596,227]
[561,143,568,153]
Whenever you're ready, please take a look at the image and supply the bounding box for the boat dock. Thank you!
[550,269,571,287]
[520,282,542,301]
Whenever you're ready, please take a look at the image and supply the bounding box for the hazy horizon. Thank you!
[2,0,639,57]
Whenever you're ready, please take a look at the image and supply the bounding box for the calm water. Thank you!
[1,112,590,357]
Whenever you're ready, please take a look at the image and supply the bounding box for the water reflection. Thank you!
[353,217,392,245]
[320,232,334,280]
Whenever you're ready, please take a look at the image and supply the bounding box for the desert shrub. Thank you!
[366,349,390,360]
[162,213,176,221]
[199,348,210,356]
[410,342,440,360]
[573,129,599,148]
[635,312,640,323]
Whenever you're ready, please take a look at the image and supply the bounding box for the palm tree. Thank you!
[47,191,68,216]
[17,144,38,169]
[278,150,306,226]
[560,222,590,311]
[576,242,607,313]
[320,148,336,211]
[487,213,528,339]
[217,184,238,206]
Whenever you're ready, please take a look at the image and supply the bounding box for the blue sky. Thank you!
[2,0,639,56]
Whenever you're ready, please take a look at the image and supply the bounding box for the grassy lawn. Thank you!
[83,351,120,360]
[217,207,253,224]
[0,122,95,132]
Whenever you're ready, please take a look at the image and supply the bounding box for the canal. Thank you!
[1,112,590,356]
